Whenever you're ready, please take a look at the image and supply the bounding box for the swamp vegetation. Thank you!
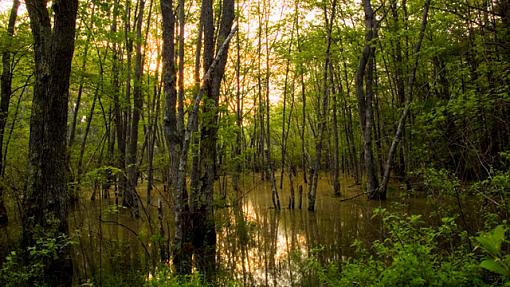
[0,0,510,285]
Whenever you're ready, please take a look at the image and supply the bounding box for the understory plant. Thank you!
[308,209,486,287]
[0,232,73,287]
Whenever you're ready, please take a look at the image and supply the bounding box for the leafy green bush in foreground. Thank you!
[308,209,508,287]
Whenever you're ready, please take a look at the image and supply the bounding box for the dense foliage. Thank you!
[0,0,509,285]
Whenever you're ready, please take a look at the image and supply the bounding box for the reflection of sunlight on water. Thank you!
[66,173,451,286]
[214,174,399,285]
[217,181,316,285]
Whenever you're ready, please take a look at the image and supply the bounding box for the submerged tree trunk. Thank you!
[22,0,78,285]
[173,23,237,275]
[233,7,243,196]
[0,0,20,227]
[192,0,235,277]
[330,63,341,196]
[262,0,281,211]
[356,0,380,200]
[161,0,191,274]
[378,0,431,196]
[125,0,146,217]
[295,1,308,186]
[308,0,336,211]
[110,0,127,202]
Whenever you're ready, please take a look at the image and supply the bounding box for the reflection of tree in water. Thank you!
[214,175,391,286]
[64,175,432,285]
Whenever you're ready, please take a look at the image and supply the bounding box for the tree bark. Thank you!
[356,0,380,200]
[330,62,341,196]
[124,0,146,217]
[173,23,237,275]
[296,0,308,186]
[23,0,78,285]
[192,0,235,276]
[0,0,19,228]
[161,0,191,274]
[378,0,431,196]
[308,0,336,211]
[262,0,281,211]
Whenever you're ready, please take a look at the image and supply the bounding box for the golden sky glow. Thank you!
[0,0,26,14]
[0,0,326,107]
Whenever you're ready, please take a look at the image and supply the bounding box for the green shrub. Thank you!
[475,225,510,281]
[309,209,486,287]
[0,233,72,287]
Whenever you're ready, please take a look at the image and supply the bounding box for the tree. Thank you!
[125,0,146,217]
[356,0,380,200]
[0,0,19,228]
[191,0,235,276]
[308,0,337,211]
[378,0,431,198]
[22,0,79,285]
[171,21,237,275]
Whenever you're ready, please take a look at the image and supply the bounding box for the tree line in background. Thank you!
[0,0,509,285]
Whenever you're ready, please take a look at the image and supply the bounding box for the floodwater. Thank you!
[1,173,482,286]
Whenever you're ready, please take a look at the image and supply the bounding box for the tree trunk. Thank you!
[110,0,127,202]
[23,0,78,285]
[192,0,235,277]
[308,0,336,211]
[147,52,161,210]
[296,1,308,185]
[378,0,431,196]
[330,63,341,196]
[0,0,19,227]
[263,0,281,211]
[173,23,237,275]
[125,0,146,217]
[233,7,243,196]
[76,84,100,194]
[161,0,191,274]
[356,0,380,200]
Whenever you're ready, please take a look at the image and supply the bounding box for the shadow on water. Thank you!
[0,172,483,285]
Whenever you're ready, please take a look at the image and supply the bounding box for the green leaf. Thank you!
[476,225,507,255]
[480,259,508,277]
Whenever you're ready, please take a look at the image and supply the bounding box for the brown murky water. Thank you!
[0,173,481,286]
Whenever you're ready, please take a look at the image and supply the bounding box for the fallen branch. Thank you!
[340,191,370,202]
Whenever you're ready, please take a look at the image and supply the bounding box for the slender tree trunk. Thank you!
[193,0,235,277]
[125,0,146,217]
[147,52,161,210]
[68,3,95,152]
[263,0,281,211]
[173,23,237,275]
[295,1,308,185]
[177,0,185,136]
[233,4,243,196]
[330,63,341,196]
[22,0,78,285]
[77,84,100,195]
[122,0,134,204]
[0,0,19,227]
[357,0,380,200]
[110,0,127,200]
[256,1,265,176]
[279,19,295,191]
[378,0,431,196]
[339,61,360,184]
[161,0,191,273]
[3,79,29,177]
[308,0,336,211]
[390,0,407,180]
